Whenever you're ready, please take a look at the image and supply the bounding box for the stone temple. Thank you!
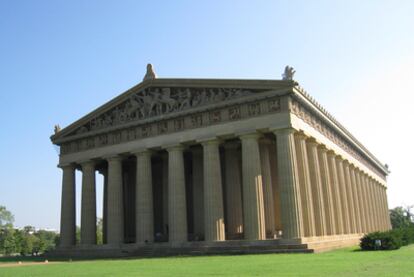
[50,65,391,257]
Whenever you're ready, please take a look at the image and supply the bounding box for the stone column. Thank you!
[240,133,266,240]
[375,181,384,231]
[268,141,282,232]
[162,153,169,235]
[327,151,344,235]
[202,139,225,241]
[167,145,187,243]
[106,156,124,245]
[343,161,356,234]
[80,161,97,245]
[192,147,204,238]
[368,178,377,231]
[59,164,76,247]
[317,146,336,236]
[135,150,154,244]
[260,139,276,238]
[306,139,326,237]
[274,129,304,239]
[349,166,362,233]
[372,181,380,231]
[381,184,388,231]
[336,157,350,234]
[224,142,243,237]
[365,176,375,232]
[294,133,316,238]
[383,186,392,230]
[361,174,372,232]
[355,170,367,233]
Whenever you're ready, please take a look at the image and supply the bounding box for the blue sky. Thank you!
[0,1,413,229]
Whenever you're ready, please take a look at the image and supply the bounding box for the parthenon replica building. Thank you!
[50,65,391,256]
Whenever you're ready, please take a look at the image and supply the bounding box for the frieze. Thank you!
[60,97,281,155]
[71,87,262,137]
[290,98,386,179]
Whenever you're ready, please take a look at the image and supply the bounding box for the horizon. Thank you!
[1,1,413,230]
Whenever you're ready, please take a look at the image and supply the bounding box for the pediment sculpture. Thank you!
[73,86,255,136]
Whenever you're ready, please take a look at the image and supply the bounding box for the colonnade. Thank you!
[58,129,391,247]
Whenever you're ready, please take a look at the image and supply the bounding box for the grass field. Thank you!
[1,245,413,276]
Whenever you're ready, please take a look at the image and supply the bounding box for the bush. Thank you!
[360,226,414,251]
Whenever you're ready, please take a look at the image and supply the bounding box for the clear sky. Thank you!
[0,1,413,230]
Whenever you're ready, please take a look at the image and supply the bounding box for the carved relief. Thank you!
[190,114,203,128]
[209,111,221,123]
[248,103,261,116]
[291,98,385,179]
[228,106,241,120]
[72,87,256,136]
[268,99,281,112]
[60,97,282,155]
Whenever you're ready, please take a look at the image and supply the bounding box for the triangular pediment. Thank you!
[51,79,294,144]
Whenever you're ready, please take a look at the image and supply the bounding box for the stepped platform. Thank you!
[47,234,362,259]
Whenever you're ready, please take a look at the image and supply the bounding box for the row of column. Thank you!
[58,128,391,247]
[59,131,285,247]
[293,132,391,238]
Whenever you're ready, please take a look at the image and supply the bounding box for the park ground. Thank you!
[0,245,413,276]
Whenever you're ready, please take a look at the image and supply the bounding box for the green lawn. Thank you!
[1,245,414,276]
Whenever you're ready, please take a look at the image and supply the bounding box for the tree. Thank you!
[97,218,103,245]
[390,206,414,229]
[0,206,14,228]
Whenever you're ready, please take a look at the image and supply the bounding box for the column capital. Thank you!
[272,127,295,136]
[295,131,309,141]
[79,159,96,168]
[317,144,329,152]
[132,149,153,157]
[104,155,123,162]
[326,150,336,158]
[199,137,221,146]
[306,138,319,147]
[58,163,76,170]
[239,132,261,141]
[164,144,185,152]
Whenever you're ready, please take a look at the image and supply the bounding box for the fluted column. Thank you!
[355,170,367,233]
[381,185,389,230]
[383,186,392,230]
[162,153,168,235]
[361,174,372,232]
[343,161,356,234]
[135,150,154,244]
[224,142,243,237]
[372,180,380,231]
[318,146,336,236]
[306,139,326,237]
[59,164,76,247]
[80,161,97,245]
[192,147,204,238]
[274,129,304,239]
[336,157,350,234]
[167,145,188,243]
[240,133,266,240]
[294,133,316,237]
[202,139,225,241]
[377,182,385,231]
[260,139,276,238]
[106,156,124,244]
[327,151,344,235]
[367,176,377,232]
[349,166,362,233]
